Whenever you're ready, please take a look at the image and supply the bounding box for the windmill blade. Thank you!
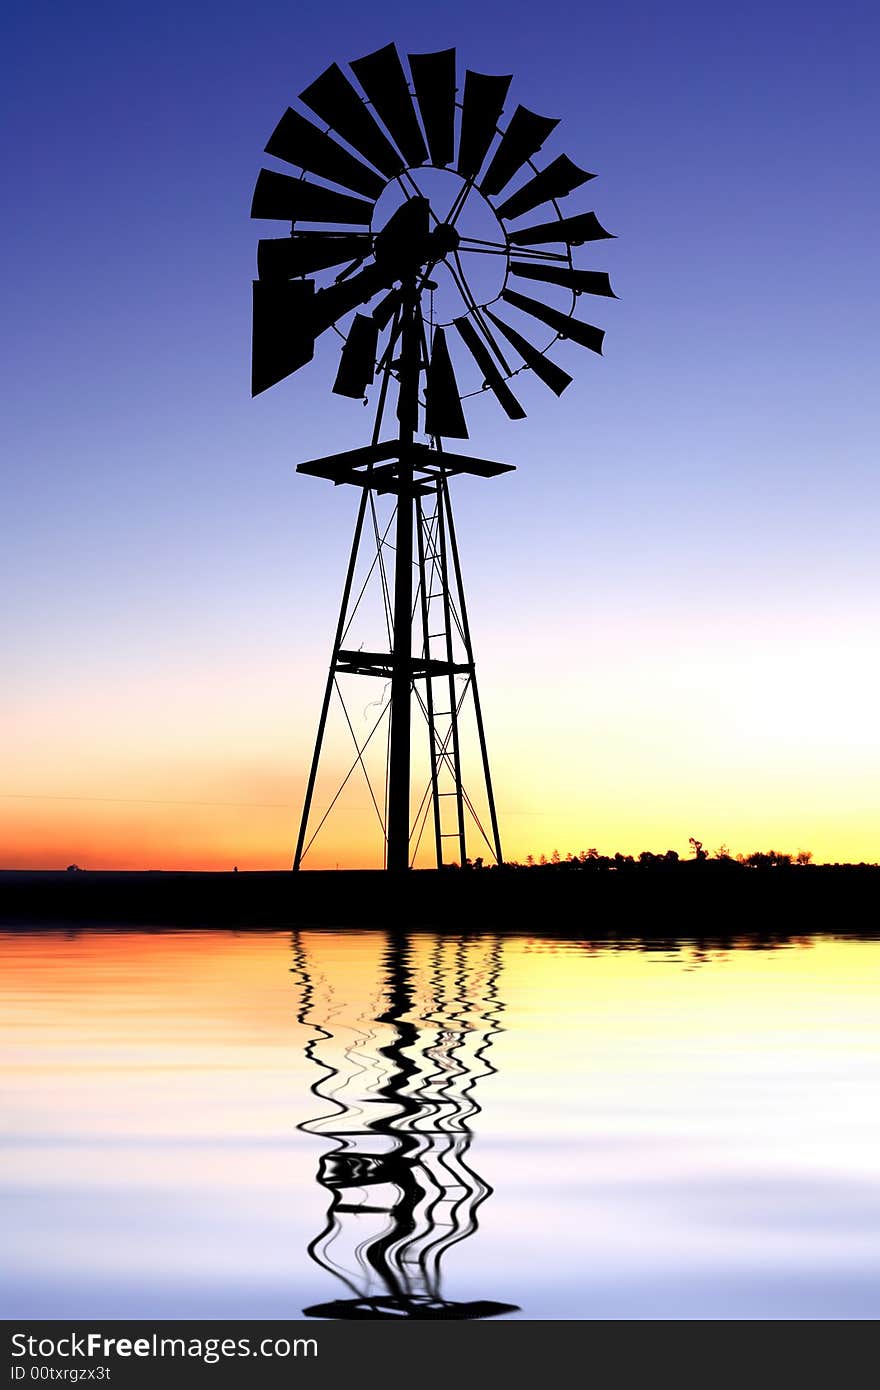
[510,262,617,297]
[257,233,371,280]
[457,70,511,180]
[256,264,385,389]
[264,108,384,199]
[425,328,469,439]
[453,316,526,420]
[484,309,572,396]
[502,288,605,354]
[409,49,456,166]
[312,262,386,334]
[300,62,404,178]
[372,288,401,329]
[252,279,316,396]
[508,210,615,246]
[496,155,595,221]
[251,169,373,225]
[480,106,559,198]
[333,313,379,398]
[350,43,428,167]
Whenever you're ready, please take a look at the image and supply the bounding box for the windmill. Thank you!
[251,43,615,871]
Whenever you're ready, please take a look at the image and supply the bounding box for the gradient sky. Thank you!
[2,0,879,868]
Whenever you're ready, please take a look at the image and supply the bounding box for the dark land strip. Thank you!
[1,865,878,933]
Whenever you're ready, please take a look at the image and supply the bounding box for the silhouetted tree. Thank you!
[744,849,791,868]
[498,842,854,873]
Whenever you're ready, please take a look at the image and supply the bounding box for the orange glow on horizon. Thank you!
[3,613,879,871]
[2,787,878,872]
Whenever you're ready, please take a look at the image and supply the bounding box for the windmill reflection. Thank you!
[292,930,518,1320]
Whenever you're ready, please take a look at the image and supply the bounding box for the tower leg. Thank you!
[293,490,371,871]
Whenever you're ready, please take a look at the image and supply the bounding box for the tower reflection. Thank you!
[291,930,519,1320]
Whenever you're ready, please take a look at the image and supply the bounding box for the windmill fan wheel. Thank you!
[251,42,617,439]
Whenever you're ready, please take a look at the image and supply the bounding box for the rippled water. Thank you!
[2,927,879,1319]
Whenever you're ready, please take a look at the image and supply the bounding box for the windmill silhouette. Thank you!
[251,43,616,870]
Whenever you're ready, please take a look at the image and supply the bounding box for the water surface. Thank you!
[2,927,879,1319]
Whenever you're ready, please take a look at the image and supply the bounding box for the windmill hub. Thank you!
[430,223,460,257]
[372,196,461,282]
[369,167,505,320]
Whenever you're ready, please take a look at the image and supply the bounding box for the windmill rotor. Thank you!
[251,42,616,428]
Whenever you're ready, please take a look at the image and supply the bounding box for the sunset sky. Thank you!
[3,0,879,869]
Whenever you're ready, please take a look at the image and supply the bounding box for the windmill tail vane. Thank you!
[250,41,616,871]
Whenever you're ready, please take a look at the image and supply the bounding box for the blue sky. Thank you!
[3,0,879,866]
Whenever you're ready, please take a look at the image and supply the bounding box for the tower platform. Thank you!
[297,440,514,496]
